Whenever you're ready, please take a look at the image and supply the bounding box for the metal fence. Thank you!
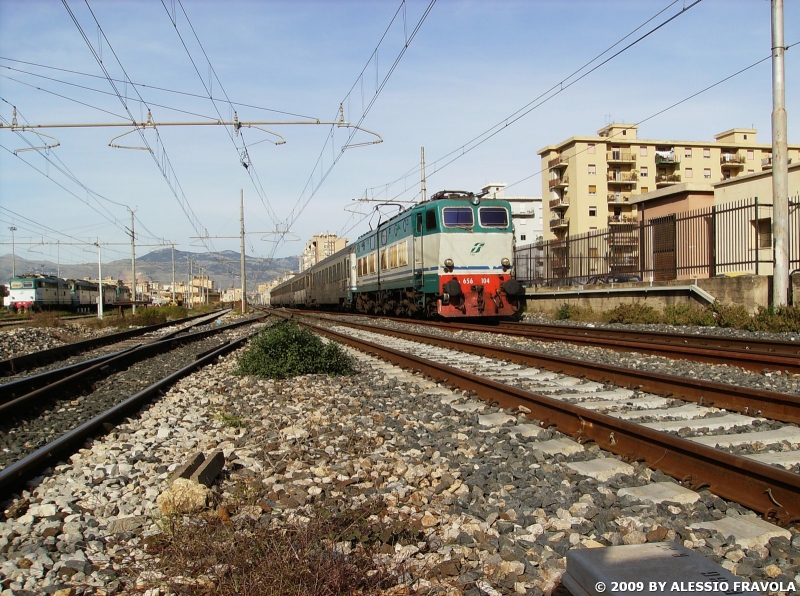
[515,196,800,286]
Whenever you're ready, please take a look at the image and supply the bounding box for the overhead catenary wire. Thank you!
[0,55,320,120]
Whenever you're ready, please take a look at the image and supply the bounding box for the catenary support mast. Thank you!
[772,0,789,306]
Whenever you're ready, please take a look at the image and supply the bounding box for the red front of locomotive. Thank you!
[437,272,524,318]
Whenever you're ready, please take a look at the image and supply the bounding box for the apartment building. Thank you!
[480,183,543,246]
[300,233,348,272]
[538,124,800,243]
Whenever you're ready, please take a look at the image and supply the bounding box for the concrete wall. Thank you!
[524,275,770,315]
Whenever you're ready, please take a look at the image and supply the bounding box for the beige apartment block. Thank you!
[538,123,800,242]
[300,233,349,272]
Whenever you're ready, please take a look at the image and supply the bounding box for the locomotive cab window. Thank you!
[425,209,437,231]
[479,207,509,228]
[442,207,474,228]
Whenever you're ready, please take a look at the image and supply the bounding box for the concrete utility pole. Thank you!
[8,226,16,278]
[56,241,60,278]
[240,189,247,314]
[171,245,176,305]
[189,258,193,309]
[772,0,789,307]
[96,239,103,320]
[128,209,137,314]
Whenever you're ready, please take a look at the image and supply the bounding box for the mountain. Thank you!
[0,249,299,291]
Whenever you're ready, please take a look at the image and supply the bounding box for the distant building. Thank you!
[538,124,800,242]
[300,234,348,272]
[481,183,542,246]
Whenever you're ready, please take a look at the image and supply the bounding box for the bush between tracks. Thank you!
[237,320,356,380]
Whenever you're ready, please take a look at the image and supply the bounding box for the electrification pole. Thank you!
[771,0,789,307]
[96,239,103,320]
[128,209,137,314]
[8,227,16,278]
[171,245,176,305]
[240,189,247,314]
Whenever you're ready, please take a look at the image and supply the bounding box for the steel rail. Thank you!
[276,312,800,524]
[0,309,227,376]
[309,311,800,374]
[0,329,259,498]
[0,314,265,413]
[283,311,800,425]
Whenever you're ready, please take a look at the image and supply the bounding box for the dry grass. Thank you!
[141,494,411,596]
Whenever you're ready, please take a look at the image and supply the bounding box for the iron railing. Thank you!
[514,196,800,286]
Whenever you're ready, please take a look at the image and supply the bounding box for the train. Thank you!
[271,190,526,318]
[6,274,131,313]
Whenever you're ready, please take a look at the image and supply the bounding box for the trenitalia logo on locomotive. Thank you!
[470,242,485,254]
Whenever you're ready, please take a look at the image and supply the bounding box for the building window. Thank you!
[744,134,748,140]
[588,164,596,175]
[622,130,627,136]
[641,187,648,194]
[685,167,693,179]
[520,234,526,241]
[589,206,597,217]
[685,147,692,158]
[588,185,597,196]
[723,170,731,180]
[640,166,648,177]
[754,218,772,249]
[748,169,754,174]
[704,168,711,179]
[747,150,754,160]
[703,148,710,158]
[588,143,595,154]
[640,146,647,157]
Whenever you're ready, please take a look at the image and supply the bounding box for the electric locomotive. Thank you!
[271,189,525,318]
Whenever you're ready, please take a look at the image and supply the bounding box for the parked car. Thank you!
[587,274,642,285]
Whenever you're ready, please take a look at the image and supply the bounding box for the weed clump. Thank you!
[145,497,399,595]
[555,303,594,321]
[237,320,355,379]
[603,303,661,325]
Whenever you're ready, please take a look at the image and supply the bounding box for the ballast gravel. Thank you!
[2,338,800,595]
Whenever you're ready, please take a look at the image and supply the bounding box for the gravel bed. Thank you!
[521,311,800,343]
[328,315,800,396]
[0,324,258,472]
[1,335,799,595]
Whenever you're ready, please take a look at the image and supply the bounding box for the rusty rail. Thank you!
[273,310,800,523]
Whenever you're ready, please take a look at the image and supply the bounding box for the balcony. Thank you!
[720,153,745,168]
[550,217,569,230]
[548,153,569,169]
[549,197,569,210]
[606,150,637,163]
[655,152,680,165]
[761,155,792,169]
[608,215,637,225]
[552,260,569,270]
[607,172,638,185]
[610,256,638,267]
[656,173,681,186]
[548,175,569,190]
[551,240,568,251]
[607,192,631,204]
[609,236,638,247]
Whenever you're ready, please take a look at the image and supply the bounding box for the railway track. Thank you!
[0,309,228,376]
[273,310,800,524]
[308,311,800,375]
[0,314,268,494]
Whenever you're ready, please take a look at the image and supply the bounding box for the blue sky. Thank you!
[0,0,797,270]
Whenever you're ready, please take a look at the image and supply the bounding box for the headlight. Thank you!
[444,258,454,269]
[501,258,511,267]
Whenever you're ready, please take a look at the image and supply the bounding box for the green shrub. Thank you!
[554,303,594,321]
[603,303,661,324]
[663,304,717,327]
[711,301,752,329]
[749,305,800,332]
[237,320,356,379]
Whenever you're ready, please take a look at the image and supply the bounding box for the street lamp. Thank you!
[8,227,17,278]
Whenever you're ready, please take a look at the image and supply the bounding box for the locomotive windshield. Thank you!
[479,207,509,228]
[442,207,474,228]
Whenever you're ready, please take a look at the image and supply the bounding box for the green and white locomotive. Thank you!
[271,190,525,319]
